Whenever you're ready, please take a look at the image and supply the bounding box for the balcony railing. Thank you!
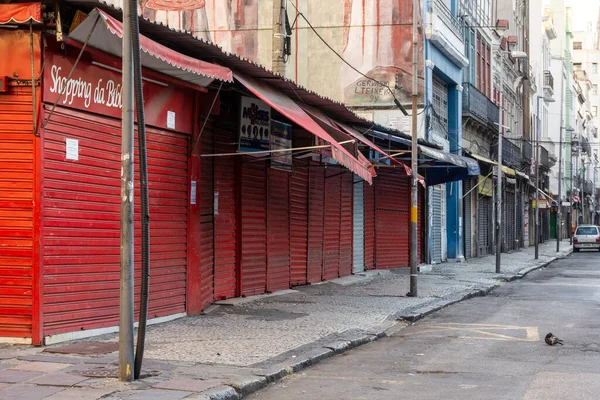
[491,137,522,168]
[584,180,594,195]
[432,0,462,39]
[462,82,499,131]
[543,70,554,96]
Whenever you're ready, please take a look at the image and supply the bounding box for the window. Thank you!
[593,63,598,74]
[573,42,582,50]
[432,75,449,138]
[573,63,582,71]
[594,84,598,95]
[575,226,598,235]
[475,34,491,98]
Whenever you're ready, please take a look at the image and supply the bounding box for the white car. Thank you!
[573,225,600,252]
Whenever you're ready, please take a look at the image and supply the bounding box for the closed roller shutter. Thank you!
[353,177,365,274]
[42,106,188,335]
[364,180,375,270]
[0,87,35,338]
[267,168,290,292]
[199,126,214,308]
[430,185,443,263]
[240,160,267,296]
[516,183,523,248]
[339,172,353,277]
[213,127,237,300]
[478,196,491,256]
[505,184,516,252]
[322,169,341,281]
[307,164,324,283]
[375,170,410,269]
[464,179,473,259]
[290,160,308,286]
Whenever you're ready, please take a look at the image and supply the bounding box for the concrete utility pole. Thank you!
[272,0,286,75]
[409,0,419,297]
[496,92,503,273]
[535,100,541,260]
[119,0,135,383]
[557,69,565,252]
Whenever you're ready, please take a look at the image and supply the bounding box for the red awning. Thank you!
[0,3,41,24]
[68,8,233,87]
[234,72,373,183]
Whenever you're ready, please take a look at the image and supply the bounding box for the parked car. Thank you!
[573,225,600,252]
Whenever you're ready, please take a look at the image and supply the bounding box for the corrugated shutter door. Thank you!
[307,164,324,283]
[0,87,35,338]
[240,160,267,296]
[42,106,187,335]
[431,185,443,263]
[419,186,425,264]
[505,185,516,252]
[339,172,353,277]
[375,170,410,269]
[353,177,365,274]
[290,161,308,286]
[322,169,341,281]
[478,197,490,256]
[213,127,237,300]
[516,184,522,248]
[199,126,214,308]
[364,180,375,270]
[267,168,290,292]
[464,179,473,259]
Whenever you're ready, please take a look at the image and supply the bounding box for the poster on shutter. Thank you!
[190,180,197,205]
[66,138,78,161]
[270,120,292,172]
[239,96,271,152]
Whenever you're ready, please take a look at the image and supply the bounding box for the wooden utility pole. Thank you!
[272,0,286,75]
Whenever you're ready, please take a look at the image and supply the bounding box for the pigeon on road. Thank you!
[545,333,564,346]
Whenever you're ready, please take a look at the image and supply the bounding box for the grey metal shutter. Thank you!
[478,197,491,256]
[464,179,473,259]
[431,185,443,263]
[353,177,365,274]
[516,184,522,248]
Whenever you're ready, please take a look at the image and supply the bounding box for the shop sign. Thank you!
[532,199,549,209]
[478,175,493,197]
[239,96,271,152]
[270,120,292,172]
[43,50,194,134]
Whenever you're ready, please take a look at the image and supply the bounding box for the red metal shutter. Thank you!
[322,169,341,281]
[42,106,188,335]
[339,172,353,277]
[240,160,267,296]
[213,127,237,300]
[199,126,214,308]
[267,168,290,292]
[0,87,35,338]
[363,179,375,270]
[307,163,324,283]
[374,170,410,269]
[289,160,308,286]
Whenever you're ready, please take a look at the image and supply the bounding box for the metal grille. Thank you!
[505,185,516,252]
[464,179,474,259]
[432,75,449,138]
[478,197,491,256]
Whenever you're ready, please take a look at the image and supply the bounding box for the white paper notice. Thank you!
[190,181,197,205]
[66,138,79,161]
[167,110,176,129]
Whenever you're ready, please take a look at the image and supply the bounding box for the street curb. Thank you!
[198,253,573,399]
[501,250,572,282]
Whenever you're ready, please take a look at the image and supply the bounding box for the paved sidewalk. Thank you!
[0,240,572,400]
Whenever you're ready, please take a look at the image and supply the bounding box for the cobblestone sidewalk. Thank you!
[0,240,572,400]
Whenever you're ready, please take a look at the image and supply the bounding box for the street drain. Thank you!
[75,368,160,379]
[415,371,457,375]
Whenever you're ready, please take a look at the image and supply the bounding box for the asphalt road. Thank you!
[250,251,600,400]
